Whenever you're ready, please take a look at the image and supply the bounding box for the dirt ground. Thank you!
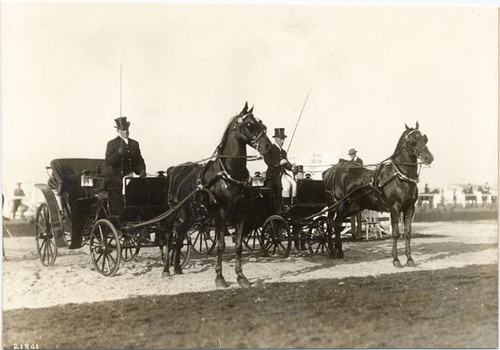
[2,220,498,348]
[3,263,497,349]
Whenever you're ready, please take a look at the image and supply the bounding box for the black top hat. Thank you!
[273,128,287,139]
[114,117,130,130]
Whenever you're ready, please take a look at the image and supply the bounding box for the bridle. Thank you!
[232,112,268,151]
[402,129,429,159]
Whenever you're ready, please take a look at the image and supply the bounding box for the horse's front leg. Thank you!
[214,217,228,288]
[328,206,344,259]
[390,209,403,268]
[403,206,416,267]
[234,220,250,288]
[162,222,173,278]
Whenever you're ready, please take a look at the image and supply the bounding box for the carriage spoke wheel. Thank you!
[189,224,216,255]
[119,233,140,262]
[244,227,262,252]
[165,234,192,269]
[90,219,121,277]
[308,217,331,255]
[261,215,291,258]
[34,203,58,266]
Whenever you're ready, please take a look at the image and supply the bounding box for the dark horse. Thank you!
[163,103,272,287]
[322,122,434,267]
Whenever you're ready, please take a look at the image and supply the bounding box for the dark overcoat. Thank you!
[264,144,293,195]
[105,136,145,190]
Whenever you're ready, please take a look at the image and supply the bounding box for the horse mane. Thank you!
[216,113,242,151]
[391,127,414,158]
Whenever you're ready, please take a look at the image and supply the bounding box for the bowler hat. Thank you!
[273,128,287,139]
[114,117,130,130]
[348,148,357,155]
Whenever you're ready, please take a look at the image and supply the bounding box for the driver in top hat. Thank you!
[105,116,146,216]
[264,128,297,210]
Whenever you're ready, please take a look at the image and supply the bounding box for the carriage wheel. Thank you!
[308,217,331,255]
[189,223,216,255]
[90,219,121,277]
[166,234,192,269]
[244,227,262,251]
[119,233,140,262]
[261,215,291,258]
[34,203,58,266]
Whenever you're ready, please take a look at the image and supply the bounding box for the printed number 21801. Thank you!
[13,344,39,349]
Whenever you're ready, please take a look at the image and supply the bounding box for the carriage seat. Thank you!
[48,158,108,203]
[124,177,169,221]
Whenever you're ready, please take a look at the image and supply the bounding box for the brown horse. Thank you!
[163,103,272,287]
[322,122,434,267]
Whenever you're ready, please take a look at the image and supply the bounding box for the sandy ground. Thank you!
[2,220,497,311]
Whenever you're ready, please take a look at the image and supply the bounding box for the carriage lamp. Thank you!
[252,171,264,187]
[80,170,94,187]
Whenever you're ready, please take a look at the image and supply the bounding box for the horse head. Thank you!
[403,122,434,165]
[232,102,272,155]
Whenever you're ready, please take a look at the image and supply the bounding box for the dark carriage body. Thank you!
[38,158,170,248]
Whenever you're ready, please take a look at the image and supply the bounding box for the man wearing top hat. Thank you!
[264,128,297,211]
[105,116,146,216]
[348,148,363,239]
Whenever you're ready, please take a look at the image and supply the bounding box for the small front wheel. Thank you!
[261,215,291,258]
[90,219,121,276]
[308,217,331,255]
[244,227,262,251]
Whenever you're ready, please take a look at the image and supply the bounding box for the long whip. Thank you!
[287,88,312,153]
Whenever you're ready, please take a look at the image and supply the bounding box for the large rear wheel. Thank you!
[261,215,291,258]
[90,219,121,276]
[34,203,58,266]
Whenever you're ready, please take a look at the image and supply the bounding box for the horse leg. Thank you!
[173,221,189,275]
[390,210,403,268]
[214,217,229,288]
[332,211,344,259]
[403,206,416,267]
[326,212,335,258]
[234,220,251,288]
[162,221,174,278]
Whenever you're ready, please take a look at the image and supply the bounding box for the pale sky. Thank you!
[1,2,498,194]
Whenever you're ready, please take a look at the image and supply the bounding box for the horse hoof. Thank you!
[174,269,183,275]
[407,260,417,267]
[393,260,403,268]
[238,277,251,288]
[215,278,229,289]
[162,271,170,278]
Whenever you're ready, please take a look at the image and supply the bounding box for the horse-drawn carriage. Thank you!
[34,158,191,276]
[34,101,433,287]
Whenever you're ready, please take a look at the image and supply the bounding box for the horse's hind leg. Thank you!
[390,210,403,268]
[403,207,416,267]
[214,217,229,288]
[328,207,344,259]
[234,220,251,288]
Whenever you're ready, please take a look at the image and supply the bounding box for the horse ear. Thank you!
[405,123,410,130]
[242,102,248,114]
[248,105,254,114]
[415,121,419,129]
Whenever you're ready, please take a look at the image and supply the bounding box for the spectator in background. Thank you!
[11,183,28,220]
